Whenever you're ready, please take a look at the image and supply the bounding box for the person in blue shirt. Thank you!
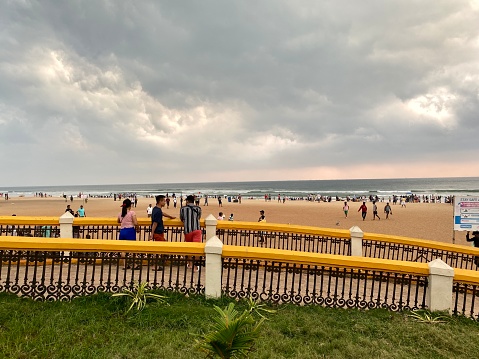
[77,205,86,217]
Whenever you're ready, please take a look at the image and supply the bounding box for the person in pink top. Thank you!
[117,198,138,269]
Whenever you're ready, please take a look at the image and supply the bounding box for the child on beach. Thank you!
[228,213,234,221]
[343,202,349,218]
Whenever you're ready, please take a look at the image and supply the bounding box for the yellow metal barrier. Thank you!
[2,216,479,264]
[0,236,204,256]
[0,216,59,225]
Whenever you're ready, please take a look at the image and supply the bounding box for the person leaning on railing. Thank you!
[466,231,479,267]
[117,198,139,269]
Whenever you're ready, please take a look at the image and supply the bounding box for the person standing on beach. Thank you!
[147,204,153,218]
[117,198,139,269]
[180,195,202,243]
[218,196,223,207]
[358,202,368,221]
[384,203,392,219]
[343,202,349,218]
[466,231,479,266]
[65,205,75,216]
[150,195,175,242]
[372,201,380,220]
[258,210,266,243]
[204,195,208,206]
[401,197,406,208]
[77,205,86,217]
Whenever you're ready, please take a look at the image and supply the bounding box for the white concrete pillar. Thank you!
[204,235,223,298]
[205,214,218,241]
[59,212,74,238]
[427,259,454,313]
[349,226,364,257]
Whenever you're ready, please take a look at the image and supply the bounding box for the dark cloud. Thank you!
[1,0,478,185]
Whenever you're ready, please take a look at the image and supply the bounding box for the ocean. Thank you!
[0,177,478,199]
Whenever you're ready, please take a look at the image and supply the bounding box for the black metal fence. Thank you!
[453,282,479,320]
[76,225,205,242]
[222,257,428,311]
[363,240,478,270]
[0,225,60,238]
[0,250,204,301]
[216,229,351,255]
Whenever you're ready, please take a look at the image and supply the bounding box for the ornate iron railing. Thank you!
[222,259,427,310]
[221,246,429,311]
[2,216,479,271]
[216,222,351,255]
[363,234,479,270]
[0,224,60,238]
[0,239,205,300]
[452,270,479,320]
[1,237,479,319]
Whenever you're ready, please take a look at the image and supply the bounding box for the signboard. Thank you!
[454,196,479,231]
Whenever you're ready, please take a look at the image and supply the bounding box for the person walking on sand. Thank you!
[384,203,392,219]
[150,195,175,242]
[218,196,223,207]
[146,204,153,218]
[118,198,139,270]
[343,202,349,218]
[372,201,380,220]
[358,202,368,221]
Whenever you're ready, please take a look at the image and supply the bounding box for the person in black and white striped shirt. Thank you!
[180,195,202,242]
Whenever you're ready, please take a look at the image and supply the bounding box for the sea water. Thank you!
[0,177,478,199]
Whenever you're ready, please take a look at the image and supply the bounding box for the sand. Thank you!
[0,196,467,246]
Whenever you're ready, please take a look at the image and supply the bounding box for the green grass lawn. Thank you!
[1,291,479,358]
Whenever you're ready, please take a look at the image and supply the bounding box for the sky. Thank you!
[1,0,479,186]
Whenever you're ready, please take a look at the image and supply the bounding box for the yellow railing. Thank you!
[1,216,479,258]
[0,236,204,256]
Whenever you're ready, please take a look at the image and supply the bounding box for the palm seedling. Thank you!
[112,281,167,314]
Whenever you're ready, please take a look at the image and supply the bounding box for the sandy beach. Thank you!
[0,196,467,246]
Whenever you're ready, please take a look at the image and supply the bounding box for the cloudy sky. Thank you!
[1,1,479,186]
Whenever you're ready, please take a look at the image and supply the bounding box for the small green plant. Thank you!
[197,297,276,358]
[112,281,167,314]
[407,310,449,324]
[245,296,277,319]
